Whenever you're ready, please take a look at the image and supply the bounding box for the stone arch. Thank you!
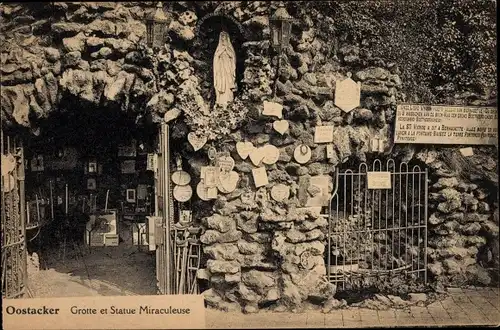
[194,12,248,41]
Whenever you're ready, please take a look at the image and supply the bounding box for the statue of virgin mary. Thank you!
[213,31,236,108]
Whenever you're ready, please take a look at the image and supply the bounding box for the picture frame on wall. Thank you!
[118,139,137,157]
[88,161,97,173]
[121,160,136,174]
[126,189,136,203]
[87,178,97,190]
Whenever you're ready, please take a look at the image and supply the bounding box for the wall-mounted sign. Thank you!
[294,145,311,164]
[262,101,283,118]
[273,120,289,135]
[188,132,207,151]
[314,125,334,143]
[252,167,269,188]
[236,141,254,160]
[367,172,392,189]
[394,104,498,145]
[334,74,361,113]
[173,184,193,202]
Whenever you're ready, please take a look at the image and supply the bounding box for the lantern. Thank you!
[145,2,170,49]
[269,4,294,54]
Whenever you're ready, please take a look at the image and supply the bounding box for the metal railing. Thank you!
[326,159,428,290]
[1,130,27,299]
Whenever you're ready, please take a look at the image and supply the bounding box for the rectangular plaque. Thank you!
[460,147,474,157]
[252,167,269,188]
[367,172,392,189]
[394,104,498,145]
[314,125,334,143]
[326,144,335,158]
[203,166,219,188]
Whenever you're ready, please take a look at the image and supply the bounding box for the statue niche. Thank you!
[191,14,246,110]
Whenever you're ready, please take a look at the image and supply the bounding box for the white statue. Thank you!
[213,31,236,108]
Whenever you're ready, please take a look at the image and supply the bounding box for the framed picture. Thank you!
[31,155,44,172]
[87,178,97,190]
[118,140,137,157]
[88,161,97,173]
[121,160,136,174]
[126,189,136,203]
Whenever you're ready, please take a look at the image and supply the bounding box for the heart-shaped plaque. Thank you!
[249,147,265,166]
[217,171,239,194]
[217,155,235,173]
[261,145,280,165]
[273,120,289,135]
[188,132,207,151]
[236,141,254,160]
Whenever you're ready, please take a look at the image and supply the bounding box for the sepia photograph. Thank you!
[1,1,498,329]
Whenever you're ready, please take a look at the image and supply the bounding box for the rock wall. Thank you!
[414,146,499,286]
[1,1,498,312]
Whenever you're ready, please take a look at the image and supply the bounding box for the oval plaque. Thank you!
[271,184,290,202]
[300,250,316,270]
[196,181,210,201]
[262,145,280,165]
[294,144,312,164]
[173,184,193,202]
[172,170,191,186]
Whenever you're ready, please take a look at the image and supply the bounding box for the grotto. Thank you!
[1,0,498,314]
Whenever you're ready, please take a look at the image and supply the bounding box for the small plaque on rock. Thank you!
[314,125,334,143]
[252,167,269,188]
[262,101,283,118]
[271,184,290,202]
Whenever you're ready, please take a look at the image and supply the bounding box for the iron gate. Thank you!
[1,130,27,298]
[326,159,428,290]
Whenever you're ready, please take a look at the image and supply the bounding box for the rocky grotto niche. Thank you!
[191,13,247,108]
